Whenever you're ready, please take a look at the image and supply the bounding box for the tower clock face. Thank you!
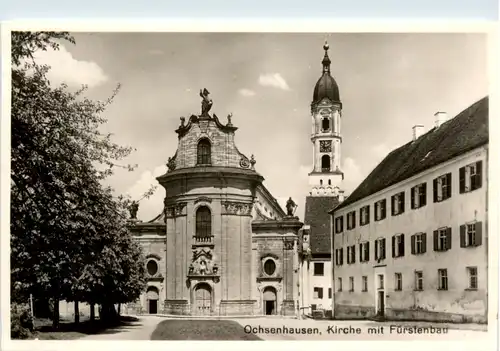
[320,140,332,152]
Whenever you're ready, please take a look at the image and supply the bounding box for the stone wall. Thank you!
[219,300,256,316]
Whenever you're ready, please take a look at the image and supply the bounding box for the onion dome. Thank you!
[312,42,341,106]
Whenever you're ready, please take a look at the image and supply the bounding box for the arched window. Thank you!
[196,206,211,240]
[320,179,323,185]
[321,155,331,172]
[322,117,330,131]
[197,139,211,165]
[328,179,331,185]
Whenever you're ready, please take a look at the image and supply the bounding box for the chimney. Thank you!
[412,125,424,141]
[434,111,448,128]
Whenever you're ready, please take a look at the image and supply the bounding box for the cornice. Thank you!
[252,218,303,231]
[157,166,264,184]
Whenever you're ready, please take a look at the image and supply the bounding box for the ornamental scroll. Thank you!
[221,201,253,216]
[165,202,187,218]
[284,240,295,250]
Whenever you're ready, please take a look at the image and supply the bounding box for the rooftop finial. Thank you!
[322,41,331,74]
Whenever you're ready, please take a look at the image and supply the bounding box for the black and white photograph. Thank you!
[2,26,496,347]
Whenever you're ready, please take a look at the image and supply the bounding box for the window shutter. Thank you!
[391,236,396,257]
[375,240,379,260]
[391,195,395,216]
[422,233,427,253]
[446,173,452,198]
[476,161,483,190]
[382,200,386,219]
[459,167,466,193]
[374,202,378,220]
[446,227,452,250]
[433,178,438,202]
[475,221,482,247]
[422,183,427,206]
[401,234,405,256]
[341,248,344,264]
[359,243,363,262]
[352,245,356,263]
[366,242,370,262]
[411,234,416,254]
[411,187,415,209]
[433,230,438,251]
[367,206,370,224]
[382,238,386,259]
[401,192,405,213]
[353,212,356,228]
[460,224,466,247]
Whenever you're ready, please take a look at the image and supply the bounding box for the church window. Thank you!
[264,259,276,276]
[195,206,212,240]
[321,155,331,172]
[146,260,159,276]
[197,139,211,165]
[322,117,330,132]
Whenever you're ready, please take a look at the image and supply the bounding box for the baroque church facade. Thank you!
[127,89,303,316]
[299,42,345,317]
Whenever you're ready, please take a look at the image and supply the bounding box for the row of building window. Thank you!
[334,222,482,265]
[335,267,478,293]
[334,161,483,233]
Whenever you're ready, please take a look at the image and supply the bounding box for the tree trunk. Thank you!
[52,297,60,328]
[74,300,79,324]
[117,303,121,316]
[90,303,95,322]
[100,302,118,324]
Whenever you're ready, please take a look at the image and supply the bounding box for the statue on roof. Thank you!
[129,201,139,219]
[200,88,213,116]
[167,157,176,172]
[286,197,297,216]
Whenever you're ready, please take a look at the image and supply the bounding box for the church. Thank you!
[127,89,303,316]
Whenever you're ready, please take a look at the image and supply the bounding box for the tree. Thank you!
[10,31,150,328]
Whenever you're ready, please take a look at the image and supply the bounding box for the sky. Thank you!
[32,32,488,221]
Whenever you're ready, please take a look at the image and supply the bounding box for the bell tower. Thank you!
[308,42,344,198]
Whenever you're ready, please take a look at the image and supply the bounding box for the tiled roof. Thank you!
[333,96,489,212]
[304,196,340,255]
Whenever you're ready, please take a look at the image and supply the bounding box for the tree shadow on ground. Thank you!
[34,316,141,339]
[151,320,261,340]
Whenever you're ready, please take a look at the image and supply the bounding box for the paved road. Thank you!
[80,315,162,340]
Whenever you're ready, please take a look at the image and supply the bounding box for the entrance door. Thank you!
[377,291,385,316]
[263,287,277,315]
[147,286,159,315]
[265,301,275,315]
[194,283,212,315]
[149,299,158,314]
[376,274,385,317]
